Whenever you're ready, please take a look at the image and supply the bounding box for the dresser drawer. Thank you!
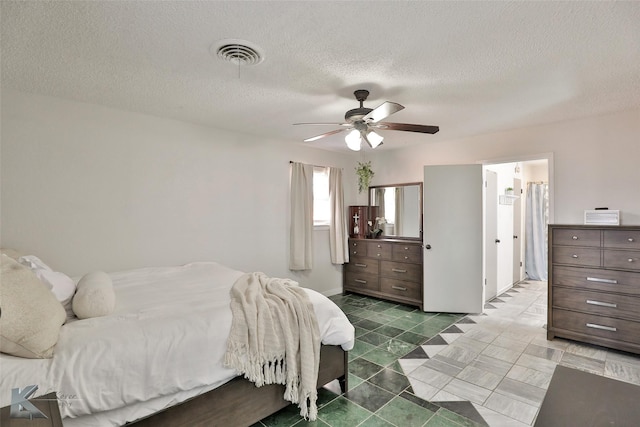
[553,266,640,296]
[553,308,640,345]
[553,228,601,247]
[349,240,368,257]
[344,271,379,292]
[553,246,601,267]
[392,243,422,264]
[604,249,640,271]
[344,257,379,275]
[367,241,392,260]
[380,278,421,301]
[604,230,640,250]
[380,261,421,282]
[553,287,640,322]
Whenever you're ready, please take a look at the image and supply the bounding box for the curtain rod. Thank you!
[289,160,343,170]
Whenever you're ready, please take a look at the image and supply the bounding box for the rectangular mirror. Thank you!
[368,182,423,240]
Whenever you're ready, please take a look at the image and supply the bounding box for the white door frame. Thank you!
[479,153,553,288]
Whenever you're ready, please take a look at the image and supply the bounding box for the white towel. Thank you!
[224,272,321,420]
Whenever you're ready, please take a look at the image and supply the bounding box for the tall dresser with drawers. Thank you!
[343,238,423,309]
[548,225,640,354]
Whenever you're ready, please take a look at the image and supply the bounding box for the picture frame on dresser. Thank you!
[547,224,640,355]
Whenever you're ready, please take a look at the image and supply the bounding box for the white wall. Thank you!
[369,108,640,225]
[0,90,360,295]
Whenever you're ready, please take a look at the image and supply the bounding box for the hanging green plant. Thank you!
[355,161,374,193]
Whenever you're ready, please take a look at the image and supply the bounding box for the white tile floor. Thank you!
[400,280,640,426]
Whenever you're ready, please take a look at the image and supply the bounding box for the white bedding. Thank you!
[0,262,354,426]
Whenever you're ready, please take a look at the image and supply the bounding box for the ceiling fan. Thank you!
[294,89,439,151]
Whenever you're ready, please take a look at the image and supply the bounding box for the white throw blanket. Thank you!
[224,272,321,420]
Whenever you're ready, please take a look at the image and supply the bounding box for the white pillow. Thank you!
[0,255,66,358]
[18,255,76,320]
[72,271,115,319]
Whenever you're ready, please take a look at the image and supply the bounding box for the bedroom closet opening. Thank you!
[483,158,550,302]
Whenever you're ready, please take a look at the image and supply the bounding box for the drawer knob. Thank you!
[354,279,367,284]
[629,258,635,263]
[404,256,409,260]
[628,238,635,242]
[392,268,407,273]
[355,263,367,268]
[587,277,618,284]
[572,254,579,258]
[391,285,407,291]
[404,247,409,250]
[377,244,381,248]
[586,323,617,332]
[572,236,579,240]
[586,299,617,309]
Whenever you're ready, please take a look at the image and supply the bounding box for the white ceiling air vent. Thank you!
[212,39,264,66]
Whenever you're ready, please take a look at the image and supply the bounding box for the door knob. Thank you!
[495,239,501,243]
[513,235,518,239]
[425,244,432,250]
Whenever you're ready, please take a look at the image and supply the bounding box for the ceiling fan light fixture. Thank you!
[367,131,384,148]
[345,129,362,151]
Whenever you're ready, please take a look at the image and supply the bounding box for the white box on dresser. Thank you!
[548,225,640,355]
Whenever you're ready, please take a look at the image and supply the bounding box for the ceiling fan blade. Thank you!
[303,128,347,142]
[293,122,351,126]
[377,122,440,134]
[362,102,404,123]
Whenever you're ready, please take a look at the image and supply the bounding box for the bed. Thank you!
[0,257,355,426]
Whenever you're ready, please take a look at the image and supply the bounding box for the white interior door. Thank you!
[423,165,484,313]
[485,170,498,301]
[512,178,522,284]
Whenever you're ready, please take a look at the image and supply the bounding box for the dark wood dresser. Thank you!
[343,238,423,309]
[548,225,640,354]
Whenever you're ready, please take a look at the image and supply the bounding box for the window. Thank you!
[384,187,396,224]
[313,167,330,226]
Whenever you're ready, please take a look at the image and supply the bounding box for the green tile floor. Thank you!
[253,293,480,427]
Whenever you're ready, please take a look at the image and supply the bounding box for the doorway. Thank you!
[483,157,551,301]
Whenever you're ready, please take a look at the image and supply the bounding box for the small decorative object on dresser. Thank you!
[547,224,640,354]
[344,238,423,309]
[348,206,378,239]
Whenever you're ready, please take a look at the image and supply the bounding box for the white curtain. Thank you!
[329,167,348,264]
[525,182,549,280]
[395,187,404,236]
[375,188,386,219]
[289,162,314,270]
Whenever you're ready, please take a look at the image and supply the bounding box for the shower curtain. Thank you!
[525,182,549,280]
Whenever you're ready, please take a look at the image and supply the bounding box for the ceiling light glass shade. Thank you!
[367,131,384,148]
[345,129,362,151]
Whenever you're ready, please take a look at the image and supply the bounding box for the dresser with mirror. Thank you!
[343,183,424,309]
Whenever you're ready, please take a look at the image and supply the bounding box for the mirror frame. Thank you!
[368,182,423,241]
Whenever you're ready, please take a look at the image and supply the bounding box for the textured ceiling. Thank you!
[2,1,639,151]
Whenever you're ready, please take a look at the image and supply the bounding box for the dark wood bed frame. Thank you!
[129,345,347,427]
